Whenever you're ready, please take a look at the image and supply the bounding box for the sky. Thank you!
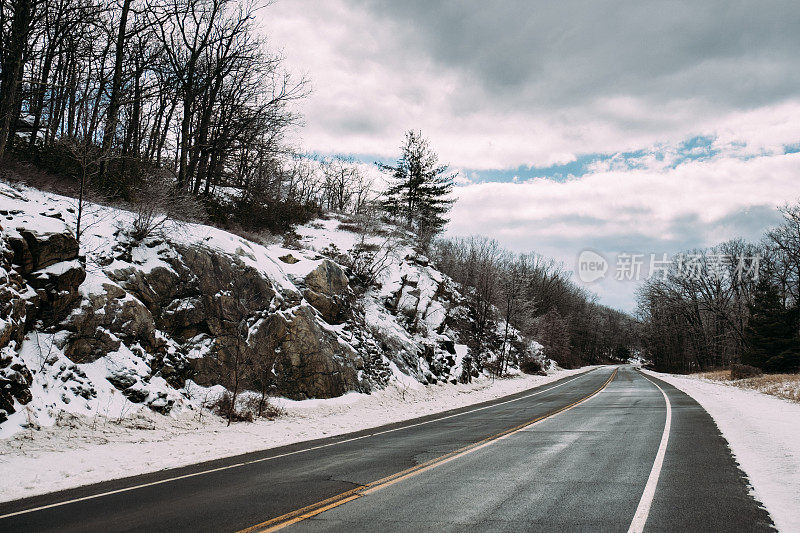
[260,0,800,311]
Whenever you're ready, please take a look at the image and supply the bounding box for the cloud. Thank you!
[358,0,800,107]
[263,0,800,169]
[447,152,799,310]
[260,0,800,309]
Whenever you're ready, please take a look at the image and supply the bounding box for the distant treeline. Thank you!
[433,236,639,369]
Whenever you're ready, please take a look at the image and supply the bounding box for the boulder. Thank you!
[1,231,85,329]
[188,313,286,392]
[273,305,364,399]
[27,259,85,325]
[305,260,349,296]
[0,241,29,349]
[147,394,174,414]
[108,265,181,315]
[62,282,157,363]
[0,348,33,423]
[106,368,139,390]
[28,260,85,293]
[303,260,350,324]
[303,289,349,324]
[178,245,274,315]
[111,244,275,340]
[6,232,34,274]
[247,314,289,355]
[19,230,79,271]
[161,297,206,336]
[122,383,150,403]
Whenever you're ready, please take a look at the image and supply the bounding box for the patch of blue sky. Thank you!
[303,150,396,167]
[784,142,800,154]
[454,136,718,184]
[308,134,800,186]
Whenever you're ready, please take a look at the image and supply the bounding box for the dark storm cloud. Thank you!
[354,0,800,110]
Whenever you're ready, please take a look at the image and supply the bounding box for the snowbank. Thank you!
[0,367,592,503]
[642,369,800,532]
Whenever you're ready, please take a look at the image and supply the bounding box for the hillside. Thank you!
[0,177,548,438]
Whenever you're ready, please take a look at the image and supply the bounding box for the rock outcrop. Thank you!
[0,228,86,422]
[303,260,350,324]
[77,243,367,400]
[0,181,549,435]
[273,305,364,398]
[63,281,157,363]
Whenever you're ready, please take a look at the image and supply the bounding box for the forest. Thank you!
[637,204,800,373]
[0,0,368,233]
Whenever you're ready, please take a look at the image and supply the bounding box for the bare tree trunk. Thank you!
[29,42,57,149]
[0,0,34,160]
[156,98,176,166]
[99,0,132,181]
[66,47,78,140]
[76,163,86,245]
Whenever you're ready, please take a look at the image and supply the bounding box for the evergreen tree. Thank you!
[379,130,455,241]
[743,277,800,371]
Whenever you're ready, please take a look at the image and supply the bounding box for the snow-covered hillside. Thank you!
[0,178,547,439]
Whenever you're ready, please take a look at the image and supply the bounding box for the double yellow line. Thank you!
[240,368,618,533]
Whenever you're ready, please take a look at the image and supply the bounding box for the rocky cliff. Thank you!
[0,180,541,433]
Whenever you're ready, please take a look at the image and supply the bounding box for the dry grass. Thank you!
[695,370,800,403]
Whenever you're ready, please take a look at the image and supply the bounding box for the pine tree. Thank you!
[379,130,455,241]
[743,277,800,371]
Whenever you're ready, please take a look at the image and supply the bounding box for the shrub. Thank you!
[344,238,397,287]
[319,243,344,261]
[211,392,253,423]
[125,171,205,242]
[520,358,546,375]
[248,394,286,420]
[336,222,363,233]
[731,363,763,380]
[210,392,285,423]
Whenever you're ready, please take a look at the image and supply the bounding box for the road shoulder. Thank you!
[642,369,798,532]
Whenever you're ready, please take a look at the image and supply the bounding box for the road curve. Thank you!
[0,366,774,532]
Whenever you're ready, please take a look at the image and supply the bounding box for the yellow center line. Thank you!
[239,367,619,533]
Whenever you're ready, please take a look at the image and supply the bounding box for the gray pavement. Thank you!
[0,366,774,532]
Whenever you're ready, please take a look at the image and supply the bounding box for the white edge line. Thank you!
[628,371,673,533]
[0,367,607,520]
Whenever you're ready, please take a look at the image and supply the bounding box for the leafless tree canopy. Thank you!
[0,0,315,230]
[637,204,800,373]
[433,237,639,371]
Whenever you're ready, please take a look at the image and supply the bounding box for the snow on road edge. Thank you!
[0,366,596,503]
[642,369,800,532]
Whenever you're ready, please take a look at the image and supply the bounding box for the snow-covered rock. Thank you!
[0,178,548,437]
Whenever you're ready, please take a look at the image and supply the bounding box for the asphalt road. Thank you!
[0,366,775,532]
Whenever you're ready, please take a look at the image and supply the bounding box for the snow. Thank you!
[0,366,593,502]
[32,259,82,277]
[0,331,189,441]
[642,369,800,532]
